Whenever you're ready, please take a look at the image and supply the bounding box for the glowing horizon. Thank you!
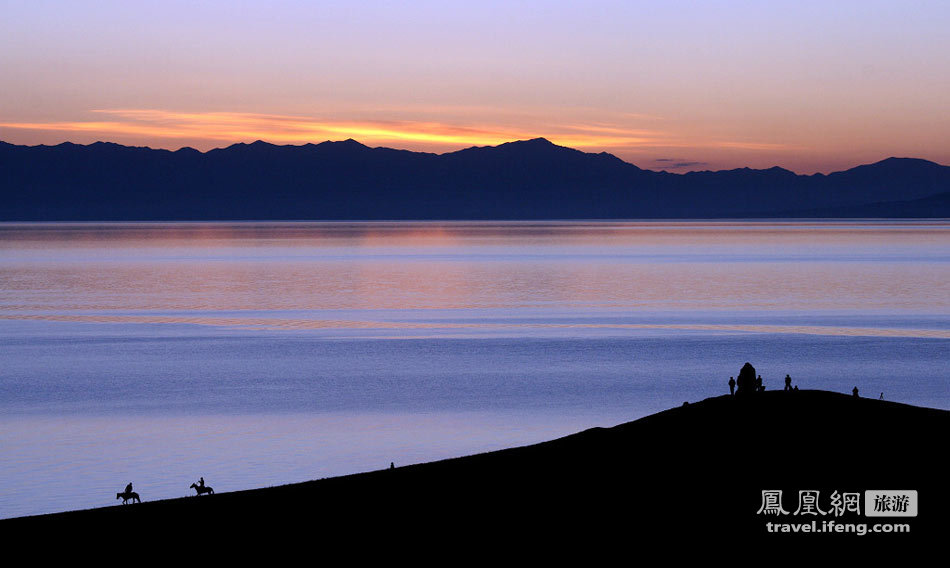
[0,108,663,150]
[1,107,813,170]
[1,106,944,174]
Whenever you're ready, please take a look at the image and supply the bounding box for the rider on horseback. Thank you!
[190,476,213,495]
[117,482,140,504]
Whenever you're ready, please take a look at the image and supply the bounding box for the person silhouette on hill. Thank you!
[853,386,859,398]
[728,376,736,395]
[784,375,792,391]
[125,482,133,495]
[756,375,764,392]
[198,477,205,488]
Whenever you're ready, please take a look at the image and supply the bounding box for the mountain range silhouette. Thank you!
[2,138,948,220]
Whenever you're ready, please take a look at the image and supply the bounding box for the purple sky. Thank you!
[1,0,948,172]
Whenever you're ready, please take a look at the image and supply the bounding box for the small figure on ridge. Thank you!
[190,478,214,495]
[117,482,140,504]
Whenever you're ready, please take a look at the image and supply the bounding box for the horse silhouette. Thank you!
[116,491,140,504]
[190,482,214,496]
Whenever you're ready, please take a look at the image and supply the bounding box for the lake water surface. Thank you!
[1,221,948,518]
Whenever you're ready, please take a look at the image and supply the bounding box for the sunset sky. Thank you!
[1,0,948,173]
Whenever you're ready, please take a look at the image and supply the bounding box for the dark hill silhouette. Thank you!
[2,139,949,220]
[775,190,950,218]
[5,390,946,548]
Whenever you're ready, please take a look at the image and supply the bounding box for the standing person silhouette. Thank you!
[784,375,792,391]
[728,376,736,395]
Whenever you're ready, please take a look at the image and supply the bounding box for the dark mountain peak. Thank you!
[829,156,948,182]
[499,137,563,150]
[479,137,584,158]
[765,165,799,177]
[220,141,249,150]
[878,156,935,166]
[313,138,369,150]
[848,156,943,172]
[521,137,555,146]
[885,156,944,171]
[864,156,947,171]
[88,141,156,153]
[222,139,276,148]
[709,165,798,177]
[444,137,628,168]
[685,166,750,176]
[211,140,280,155]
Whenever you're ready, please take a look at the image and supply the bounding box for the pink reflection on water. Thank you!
[1,221,948,314]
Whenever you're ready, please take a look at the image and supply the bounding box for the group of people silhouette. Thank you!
[727,362,798,396]
[728,363,878,400]
[117,477,213,503]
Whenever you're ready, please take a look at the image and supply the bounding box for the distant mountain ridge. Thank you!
[1,138,948,220]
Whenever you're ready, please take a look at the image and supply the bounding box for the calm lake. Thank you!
[1,220,948,519]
